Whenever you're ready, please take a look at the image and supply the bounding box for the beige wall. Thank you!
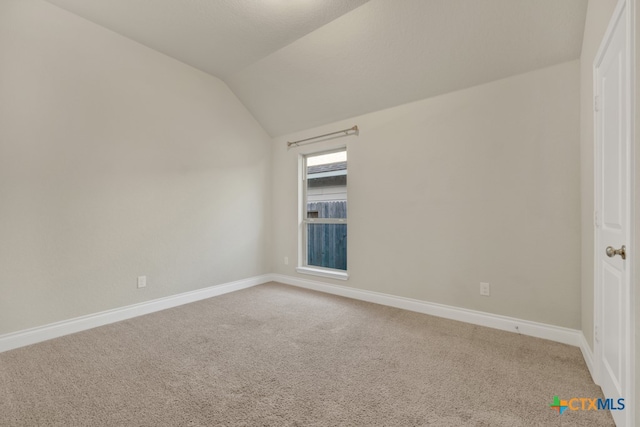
[579,0,619,352]
[0,0,272,335]
[272,61,581,329]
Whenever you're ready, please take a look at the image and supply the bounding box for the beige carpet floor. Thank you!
[0,282,614,426]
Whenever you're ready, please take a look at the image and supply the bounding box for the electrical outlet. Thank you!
[284,256,289,265]
[480,282,490,296]
[137,276,147,289]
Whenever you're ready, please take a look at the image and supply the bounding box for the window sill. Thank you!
[296,266,349,281]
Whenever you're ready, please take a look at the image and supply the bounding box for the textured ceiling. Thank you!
[44,0,587,137]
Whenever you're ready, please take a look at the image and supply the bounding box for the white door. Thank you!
[594,1,632,426]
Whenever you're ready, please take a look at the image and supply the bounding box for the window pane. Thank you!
[306,150,346,219]
[307,224,347,271]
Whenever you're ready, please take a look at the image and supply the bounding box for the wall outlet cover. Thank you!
[137,276,147,289]
[480,282,490,296]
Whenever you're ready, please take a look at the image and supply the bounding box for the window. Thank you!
[297,148,348,280]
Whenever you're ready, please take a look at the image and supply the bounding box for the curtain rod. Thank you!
[287,125,359,148]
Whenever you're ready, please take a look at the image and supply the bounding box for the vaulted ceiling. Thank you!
[45,0,588,137]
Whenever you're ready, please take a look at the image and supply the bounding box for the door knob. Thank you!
[606,245,626,260]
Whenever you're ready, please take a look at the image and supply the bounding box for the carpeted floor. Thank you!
[0,282,614,426]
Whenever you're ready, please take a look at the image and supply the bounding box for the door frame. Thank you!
[593,0,636,425]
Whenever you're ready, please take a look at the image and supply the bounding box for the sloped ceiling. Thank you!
[45,0,588,137]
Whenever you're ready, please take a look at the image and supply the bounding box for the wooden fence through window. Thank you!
[306,201,347,270]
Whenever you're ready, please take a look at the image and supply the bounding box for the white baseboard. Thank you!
[0,273,586,355]
[579,332,598,384]
[0,274,271,353]
[270,274,582,347]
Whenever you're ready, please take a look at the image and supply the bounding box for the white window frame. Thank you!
[296,147,349,280]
